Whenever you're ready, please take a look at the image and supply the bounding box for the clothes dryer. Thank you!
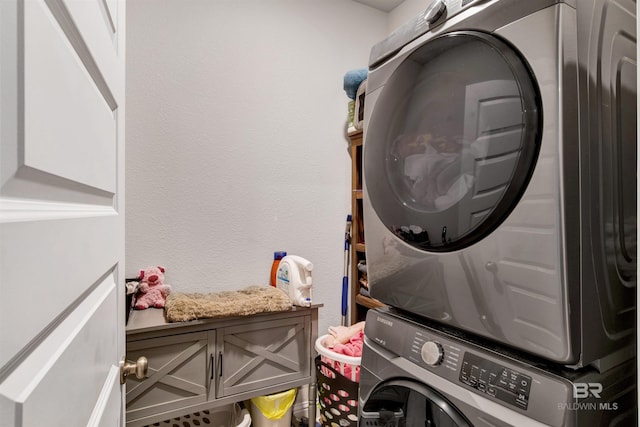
[359,308,637,427]
[362,0,636,369]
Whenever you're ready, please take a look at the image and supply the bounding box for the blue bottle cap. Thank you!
[273,251,287,260]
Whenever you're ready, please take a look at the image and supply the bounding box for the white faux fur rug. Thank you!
[164,285,292,322]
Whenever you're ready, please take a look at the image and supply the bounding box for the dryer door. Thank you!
[365,32,541,252]
[360,379,472,426]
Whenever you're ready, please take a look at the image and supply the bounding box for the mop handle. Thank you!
[342,215,352,325]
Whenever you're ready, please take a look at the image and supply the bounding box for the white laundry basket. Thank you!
[315,335,361,382]
[142,403,250,427]
[314,335,361,427]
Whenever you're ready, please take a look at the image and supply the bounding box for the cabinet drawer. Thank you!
[216,316,310,397]
[126,331,210,423]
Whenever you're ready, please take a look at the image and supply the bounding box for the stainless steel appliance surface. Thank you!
[362,0,636,369]
[359,309,637,427]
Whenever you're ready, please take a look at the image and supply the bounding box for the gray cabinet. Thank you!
[125,306,319,427]
[216,316,311,397]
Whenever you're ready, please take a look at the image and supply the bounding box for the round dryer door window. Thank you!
[361,379,472,426]
[365,31,541,252]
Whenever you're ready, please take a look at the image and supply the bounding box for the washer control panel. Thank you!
[368,0,486,68]
[363,309,632,427]
[366,310,535,411]
[460,352,532,410]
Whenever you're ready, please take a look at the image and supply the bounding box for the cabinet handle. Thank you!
[119,356,148,385]
[210,354,214,380]
[218,352,223,377]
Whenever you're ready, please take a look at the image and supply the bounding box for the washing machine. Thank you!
[362,0,637,369]
[358,308,637,427]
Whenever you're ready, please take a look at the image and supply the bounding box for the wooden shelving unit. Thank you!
[348,129,385,324]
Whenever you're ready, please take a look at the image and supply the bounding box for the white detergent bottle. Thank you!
[275,255,313,307]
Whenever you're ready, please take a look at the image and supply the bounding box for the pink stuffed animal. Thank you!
[134,266,172,309]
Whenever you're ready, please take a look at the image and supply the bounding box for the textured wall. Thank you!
[125,0,387,336]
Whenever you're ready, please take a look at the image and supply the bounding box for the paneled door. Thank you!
[0,0,126,426]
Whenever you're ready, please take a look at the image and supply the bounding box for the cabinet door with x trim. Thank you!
[215,316,311,397]
[126,331,210,421]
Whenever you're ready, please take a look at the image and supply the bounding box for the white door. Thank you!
[0,0,126,426]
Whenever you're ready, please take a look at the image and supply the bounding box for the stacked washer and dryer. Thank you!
[359,0,637,426]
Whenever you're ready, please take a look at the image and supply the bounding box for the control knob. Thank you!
[425,0,447,25]
[421,341,444,366]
